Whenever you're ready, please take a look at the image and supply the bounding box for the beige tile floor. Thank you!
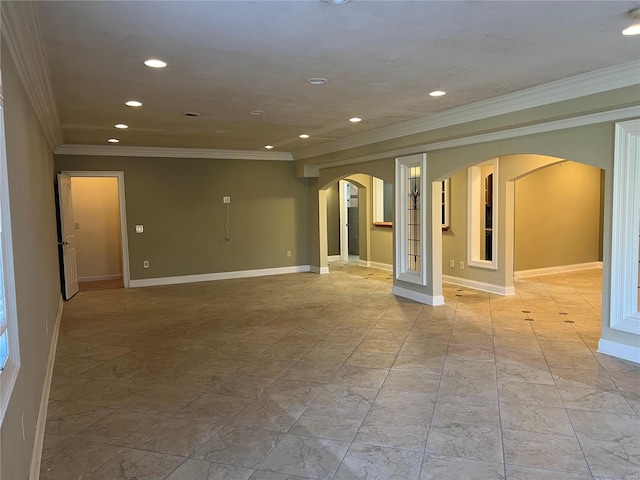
[39,265,639,480]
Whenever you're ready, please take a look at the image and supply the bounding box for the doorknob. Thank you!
[58,241,70,246]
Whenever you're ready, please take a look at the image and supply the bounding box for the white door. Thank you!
[57,174,79,299]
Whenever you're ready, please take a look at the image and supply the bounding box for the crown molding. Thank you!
[54,144,294,161]
[1,1,63,150]
[293,61,640,161]
[316,105,640,170]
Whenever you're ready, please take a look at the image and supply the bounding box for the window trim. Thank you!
[0,69,21,424]
[395,153,427,286]
[609,120,640,334]
[467,158,498,270]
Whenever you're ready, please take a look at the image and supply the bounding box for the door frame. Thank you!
[339,180,349,262]
[61,170,131,288]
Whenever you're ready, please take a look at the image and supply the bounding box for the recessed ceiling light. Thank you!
[114,123,128,129]
[107,138,119,143]
[349,117,362,123]
[622,23,640,35]
[429,90,447,97]
[264,145,274,149]
[250,110,265,116]
[125,100,142,107]
[307,78,328,85]
[184,112,200,117]
[299,134,310,139]
[144,58,167,68]
[324,0,349,4]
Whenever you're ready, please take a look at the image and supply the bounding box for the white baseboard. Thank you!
[78,274,122,283]
[358,260,393,272]
[327,255,341,262]
[392,285,444,306]
[310,265,330,274]
[597,338,640,364]
[130,265,312,287]
[514,261,603,278]
[29,296,64,480]
[443,275,515,296]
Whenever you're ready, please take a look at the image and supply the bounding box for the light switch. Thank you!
[136,225,144,234]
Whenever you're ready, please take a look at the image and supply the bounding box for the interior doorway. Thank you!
[60,171,130,290]
[337,180,360,262]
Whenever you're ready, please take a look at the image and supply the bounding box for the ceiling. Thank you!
[33,0,640,155]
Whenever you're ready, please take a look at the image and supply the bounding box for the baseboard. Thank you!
[514,261,603,278]
[442,275,516,296]
[130,265,312,287]
[357,260,393,272]
[392,285,445,306]
[597,338,640,364]
[327,255,341,262]
[310,265,330,274]
[29,296,64,480]
[78,274,122,283]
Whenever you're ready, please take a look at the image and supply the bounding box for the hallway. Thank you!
[40,267,639,479]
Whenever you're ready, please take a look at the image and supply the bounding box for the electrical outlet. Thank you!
[136,225,144,234]
[223,196,231,204]
[449,259,455,268]
[287,250,292,257]
[459,261,465,270]
[143,260,149,268]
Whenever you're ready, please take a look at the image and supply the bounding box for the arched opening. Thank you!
[431,154,605,349]
[319,172,394,275]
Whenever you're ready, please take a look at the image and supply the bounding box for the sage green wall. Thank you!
[442,170,467,275]
[1,40,61,480]
[514,161,602,271]
[326,183,340,256]
[54,155,309,279]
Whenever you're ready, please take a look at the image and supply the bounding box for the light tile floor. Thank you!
[40,266,640,480]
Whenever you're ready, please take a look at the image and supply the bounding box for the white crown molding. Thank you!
[55,144,294,161]
[316,105,640,170]
[293,61,640,161]
[1,1,63,150]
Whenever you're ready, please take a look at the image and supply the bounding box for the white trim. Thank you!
[392,285,444,306]
[0,67,20,425]
[339,180,349,262]
[315,106,640,171]
[55,144,293,162]
[443,275,516,296]
[310,265,330,274]
[609,120,640,335]
[395,154,427,286]
[597,338,640,364]
[61,171,130,289]
[29,296,63,480]
[327,255,341,262]
[358,260,393,272]
[130,265,312,287]
[294,62,640,161]
[0,1,63,149]
[78,274,122,283]
[467,158,498,270]
[514,262,603,278]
